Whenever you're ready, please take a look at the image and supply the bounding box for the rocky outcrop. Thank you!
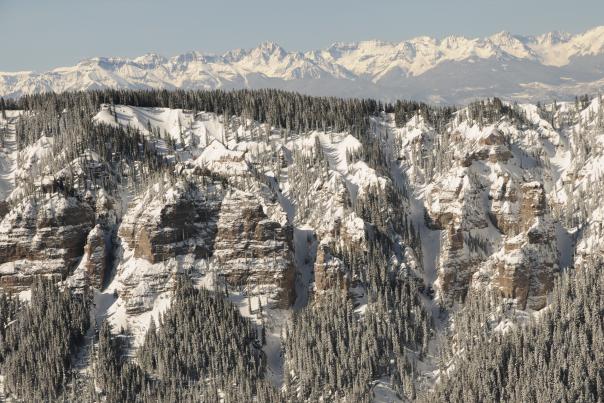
[491,233,557,310]
[81,224,109,288]
[114,180,223,313]
[490,178,549,234]
[313,242,350,292]
[489,174,520,235]
[459,129,512,167]
[0,194,95,290]
[426,169,493,302]
[118,181,223,264]
[426,121,559,309]
[113,179,295,313]
[487,183,558,310]
[213,189,295,307]
[479,128,507,146]
[432,179,558,309]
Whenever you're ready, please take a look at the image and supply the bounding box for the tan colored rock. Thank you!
[490,189,558,310]
[479,129,507,146]
[116,180,296,313]
[118,188,222,264]
[213,190,295,307]
[519,182,546,227]
[488,145,512,163]
[0,194,95,290]
[492,232,557,310]
[314,243,349,292]
[82,224,108,288]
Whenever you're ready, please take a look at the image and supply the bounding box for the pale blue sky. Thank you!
[1,0,603,72]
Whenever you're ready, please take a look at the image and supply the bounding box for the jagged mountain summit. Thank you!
[2,26,604,103]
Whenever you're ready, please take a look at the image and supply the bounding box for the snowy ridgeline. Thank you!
[2,26,604,103]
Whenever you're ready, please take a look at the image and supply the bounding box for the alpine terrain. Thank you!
[0,23,603,403]
[2,26,604,104]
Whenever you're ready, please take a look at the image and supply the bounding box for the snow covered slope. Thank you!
[2,27,604,103]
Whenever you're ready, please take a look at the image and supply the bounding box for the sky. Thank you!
[1,0,603,72]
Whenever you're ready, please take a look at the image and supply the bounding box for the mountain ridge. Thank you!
[2,26,604,103]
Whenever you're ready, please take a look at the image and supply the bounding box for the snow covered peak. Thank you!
[170,51,207,64]
[487,32,534,59]
[134,53,168,66]
[254,41,287,57]
[2,26,604,103]
[242,42,290,66]
[533,30,572,46]
[222,48,248,62]
[488,31,515,41]
[573,25,604,54]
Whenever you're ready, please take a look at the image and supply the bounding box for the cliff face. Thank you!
[478,183,558,309]
[2,98,602,328]
[213,189,295,307]
[111,177,295,314]
[417,118,561,309]
[80,224,109,289]
[118,180,223,264]
[0,194,95,290]
[313,242,350,292]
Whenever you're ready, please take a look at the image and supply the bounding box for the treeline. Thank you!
[9,89,568,207]
[7,88,459,137]
[392,99,455,131]
[10,89,379,135]
[461,97,531,128]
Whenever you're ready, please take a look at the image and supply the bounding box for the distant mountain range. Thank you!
[2,26,604,103]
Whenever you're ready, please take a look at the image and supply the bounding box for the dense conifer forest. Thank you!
[433,257,604,402]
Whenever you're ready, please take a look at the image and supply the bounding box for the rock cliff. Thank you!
[0,194,95,289]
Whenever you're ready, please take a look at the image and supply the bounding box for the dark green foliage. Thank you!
[281,100,431,400]
[89,276,281,402]
[13,88,379,140]
[286,238,431,401]
[11,93,172,209]
[0,98,6,120]
[0,278,91,401]
[462,97,530,128]
[286,286,428,401]
[138,277,262,385]
[0,293,20,352]
[433,259,604,403]
[393,99,455,130]
[92,321,148,403]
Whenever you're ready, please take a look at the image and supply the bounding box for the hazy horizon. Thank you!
[1,0,603,72]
